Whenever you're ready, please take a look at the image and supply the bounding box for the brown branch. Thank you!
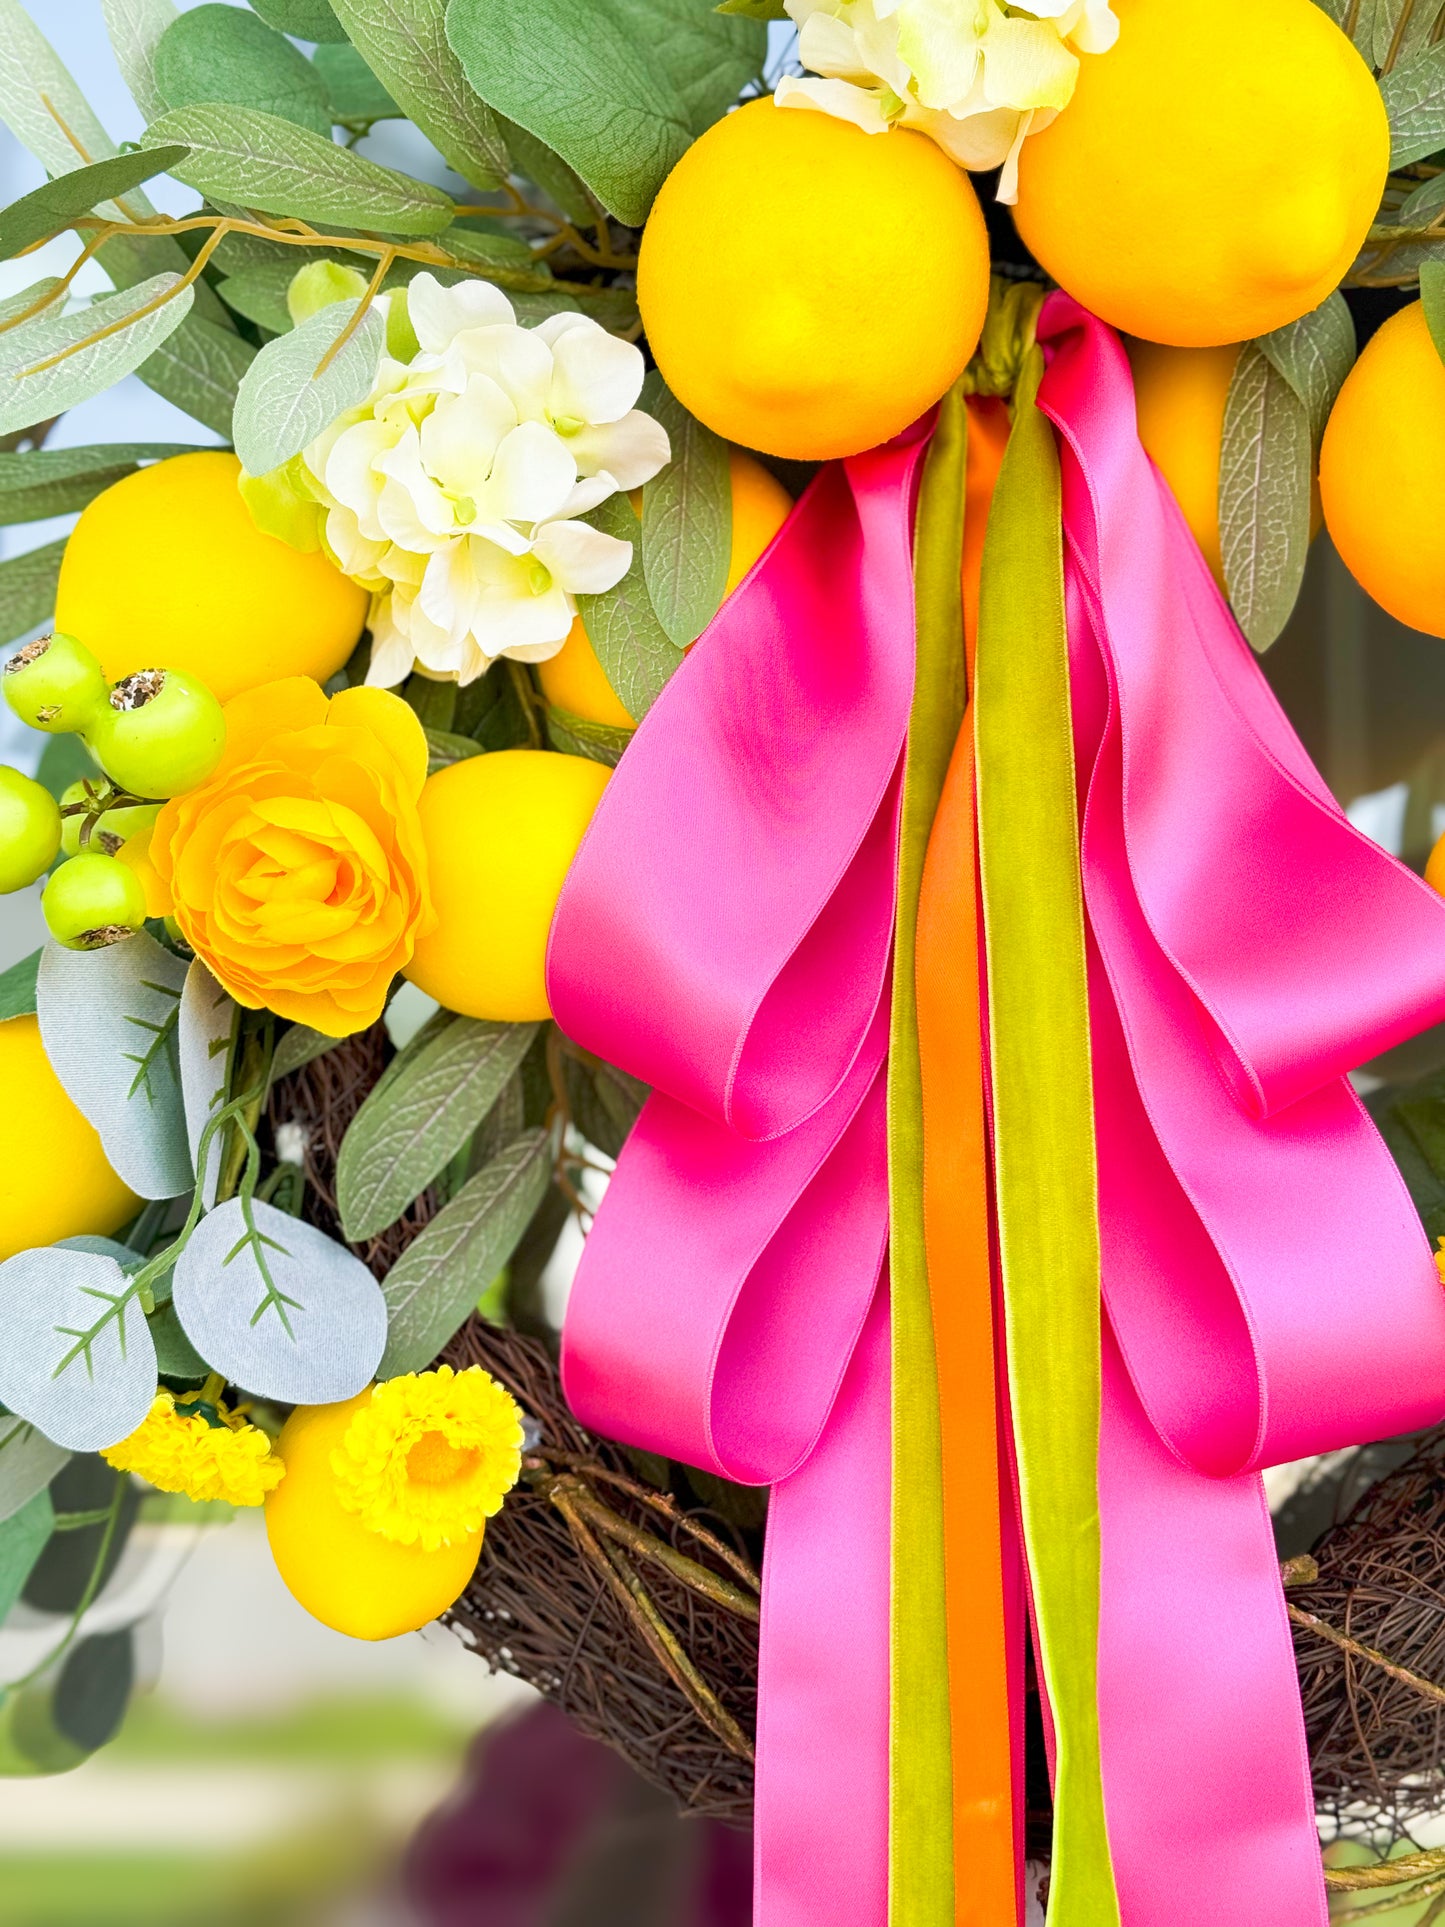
[1287,1601,1445,1708]
[1337,1872,1445,1920]
[1327,1846,1445,1892]
[312,244,394,378]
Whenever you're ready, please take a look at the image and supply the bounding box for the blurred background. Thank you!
[2,4,1443,1923]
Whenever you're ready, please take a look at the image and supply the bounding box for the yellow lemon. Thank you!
[638,98,990,459]
[1321,301,1445,638]
[538,451,794,727]
[405,750,611,1022]
[0,1014,138,1260]
[1130,341,1241,588]
[56,451,368,704]
[1013,0,1388,347]
[266,1393,481,1640]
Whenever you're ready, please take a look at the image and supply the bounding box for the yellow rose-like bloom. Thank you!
[152,678,434,1036]
[103,1390,286,1507]
[330,1365,524,1551]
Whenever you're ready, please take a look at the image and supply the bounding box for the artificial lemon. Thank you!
[56,451,368,704]
[0,1014,137,1259]
[538,451,793,727]
[405,750,610,1022]
[1320,301,1445,638]
[1129,342,1241,588]
[638,98,990,460]
[265,1392,481,1641]
[1013,0,1388,347]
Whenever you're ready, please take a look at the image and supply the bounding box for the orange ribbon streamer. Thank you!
[916,396,1017,1925]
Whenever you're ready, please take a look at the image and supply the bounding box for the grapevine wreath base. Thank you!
[266,1024,1445,1904]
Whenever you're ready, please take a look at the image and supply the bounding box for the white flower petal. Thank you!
[548,320,645,426]
[566,410,671,489]
[323,502,388,581]
[532,518,633,596]
[904,95,1021,169]
[419,541,485,649]
[365,595,417,688]
[797,12,876,83]
[980,12,1078,111]
[895,0,984,110]
[375,427,460,551]
[850,3,914,93]
[469,517,535,557]
[558,472,622,520]
[533,311,593,349]
[775,73,893,135]
[477,580,576,657]
[420,374,518,498]
[323,416,401,539]
[408,271,516,353]
[445,323,555,420]
[479,420,578,527]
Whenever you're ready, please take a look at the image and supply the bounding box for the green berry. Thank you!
[42,850,147,950]
[0,766,61,893]
[57,779,161,859]
[87,669,225,800]
[3,632,108,734]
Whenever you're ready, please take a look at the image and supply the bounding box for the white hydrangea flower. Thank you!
[299,273,671,687]
[776,0,1119,202]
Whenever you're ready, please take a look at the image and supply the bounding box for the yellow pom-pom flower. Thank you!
[103,1387,286,1508]
[330,1365,523,1552]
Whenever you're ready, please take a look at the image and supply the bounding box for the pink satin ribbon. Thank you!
[547,437,928,1927]
[1039,296,1445,1924]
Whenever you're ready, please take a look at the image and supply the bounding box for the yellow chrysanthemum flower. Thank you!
[103,1389,286,1508]
[330,1365,523,1551]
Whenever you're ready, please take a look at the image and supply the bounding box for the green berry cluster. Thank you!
[0,632,225,951]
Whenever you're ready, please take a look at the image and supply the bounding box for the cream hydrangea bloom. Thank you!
[300,274,671,687]
[776,0,1118,201]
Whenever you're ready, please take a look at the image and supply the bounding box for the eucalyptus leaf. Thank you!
[446,0,692,226]
[326,0,510,189]
[0,950,40,1023]
[441,226,554,293]
[0,443,194,524]
[1422,258,1445,365]
[37,931,192,1202]
[177,963,234,1213]
[250,0,350,41]
[216,263,297,337]
[424,728,484,773]
[0,1,132,206]
[136,312,257,437]
[231,295,385,476]
[337,1017,539,1241]
[147,1302,208,1380]
[1257,293,1356,452]
[0,277,195,440]
[0,1493,54,1625]
[0,1418,68,1529]
[577,493,685,720]
[380,1128,553,1375]
[0,1248,157,1453]
[102,0,180,125]
[269,1022,344,1086]
[715,0,788,14]
[154,5,332,136]
[1219,340,1313,653]
[0,540,65,651]
[544,704,634,767]
[1374,0,1445,65]
[0,149,190,265]
[171,1198,386,1403]
[0,278,62,328]
[311,42,402,126]
[640,372,730,649]
[1383,42,1445,165]
[644,0,767,137]
[142,104,455,237]
[499,119,595,225]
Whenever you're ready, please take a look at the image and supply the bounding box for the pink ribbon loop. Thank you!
[1037,295,1445,1927]
[548,436,929,1927]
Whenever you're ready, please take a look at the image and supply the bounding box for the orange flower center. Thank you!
[406,1431,477,1486]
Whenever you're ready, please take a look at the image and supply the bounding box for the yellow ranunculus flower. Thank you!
[152,678,434,1037]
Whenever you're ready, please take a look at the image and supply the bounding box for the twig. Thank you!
[312,244,394,379]
[1338,1872,1445,1920]
[1326,1846,1445,1893]
[1288,1600,1445,1706]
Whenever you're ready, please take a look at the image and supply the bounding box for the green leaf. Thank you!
[577,492,685,719]
[1422,258,1445,365]
[562,1051,647,1159]
[0,279,62,328]
[1382,42,1445,165]
[217,261,300,336]
[1256,292,1356,453]
[499,118,596,224]
[154,5,332,136]
[269,1021,344,1086]
[231,295,385,476]
[0,950,40,1023]
[249,0,349,40]
[338,1016,539,1241]
[0,275,196,440]
[441,224,555,293]
[424,727,485,772]
[135,311,257,438]
[379,1128,553,1374]
[35,735,95,804]
[640,370,731,648]
[0,1248,157,1452]
[0,1416,67,1528]
[142,103,455,236]
[0,539,65,650]
[0,442,194,524]
[103,0,180,126]
[1219,340,1313,654]
[0,1,132,203]
[645,0,767,137]
[0,148,190,265]
[326,0,509,190]
[147,1301,208,1380]
[0,1492,54,1625]
[311,41,402,127]
[446,0,693,226]
[543,703,634,767]
[1373,0,1445,66]
[715,0,787,14]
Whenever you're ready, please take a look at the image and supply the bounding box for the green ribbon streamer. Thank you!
[974,352,1121,1926]
[889,381,968,1927]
